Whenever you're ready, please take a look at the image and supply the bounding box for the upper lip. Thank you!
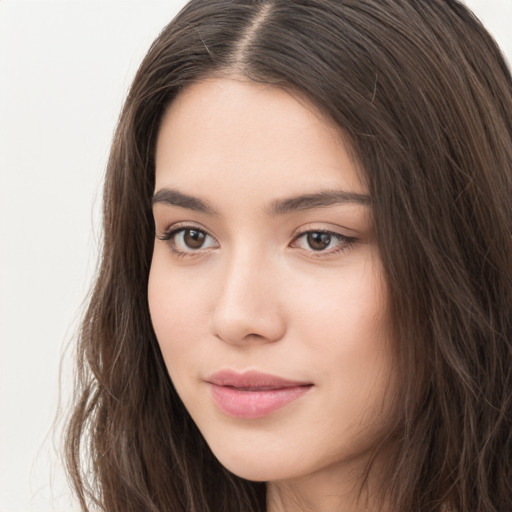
[206,369,312,390]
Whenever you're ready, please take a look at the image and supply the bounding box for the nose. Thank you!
[211,249,286,346]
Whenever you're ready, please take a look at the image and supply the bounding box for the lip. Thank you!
[206,370,313,419]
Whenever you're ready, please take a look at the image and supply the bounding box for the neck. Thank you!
[266,459,391,512]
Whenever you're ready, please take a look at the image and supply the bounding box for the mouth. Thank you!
[206,370,313,419]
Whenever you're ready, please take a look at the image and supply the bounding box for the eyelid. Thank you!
[158,221,203,238]
[290,221,356,238]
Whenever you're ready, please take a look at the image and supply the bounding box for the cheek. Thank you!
[291,257,393,410]
[290,255,388,345]
[147,250,210,363]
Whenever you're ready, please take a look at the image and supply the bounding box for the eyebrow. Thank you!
[152,187,370,216]
[152,188,219,215]
[267,190,371,215]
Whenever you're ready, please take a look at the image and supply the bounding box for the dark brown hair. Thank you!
[65,1,512,510]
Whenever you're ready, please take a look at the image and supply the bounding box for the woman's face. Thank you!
[148,77,395,488]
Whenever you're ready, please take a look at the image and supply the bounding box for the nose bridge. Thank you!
[211,244,285,345]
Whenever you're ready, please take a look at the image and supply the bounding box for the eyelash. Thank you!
[157,224,356,258]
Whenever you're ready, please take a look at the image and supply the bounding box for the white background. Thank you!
[0,1,511,511]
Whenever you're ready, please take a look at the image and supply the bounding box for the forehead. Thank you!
[154,77,366,201]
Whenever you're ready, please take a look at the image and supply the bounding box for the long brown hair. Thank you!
[65,1,512,510]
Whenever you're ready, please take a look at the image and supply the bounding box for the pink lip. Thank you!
[206,370,313,419]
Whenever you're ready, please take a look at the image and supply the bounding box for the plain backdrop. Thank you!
[0,1,511,511]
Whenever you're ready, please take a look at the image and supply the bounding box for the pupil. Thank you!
[307,232,331,251]
[184,229,205,249]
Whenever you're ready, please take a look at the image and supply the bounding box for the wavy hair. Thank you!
[65,1,512,510]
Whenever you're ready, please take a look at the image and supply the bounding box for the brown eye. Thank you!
[306,232,332,251]
[183,229,206,249]
[161,226,219,255]
[291,229,355,256]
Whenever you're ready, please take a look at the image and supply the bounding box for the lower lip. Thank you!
[209,383,311,419]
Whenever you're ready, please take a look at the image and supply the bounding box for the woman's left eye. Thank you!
[291,230,354,254]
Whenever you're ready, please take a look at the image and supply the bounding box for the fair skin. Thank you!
[148,77,395,512]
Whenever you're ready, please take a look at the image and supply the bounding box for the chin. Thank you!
[223,462,295,483]
[207,443,296,482]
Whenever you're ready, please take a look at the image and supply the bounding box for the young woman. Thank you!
[65,1,512,511]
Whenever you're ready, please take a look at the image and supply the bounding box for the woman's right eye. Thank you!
[158,227,219,255]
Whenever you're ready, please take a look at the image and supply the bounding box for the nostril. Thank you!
[211,302,286,346]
